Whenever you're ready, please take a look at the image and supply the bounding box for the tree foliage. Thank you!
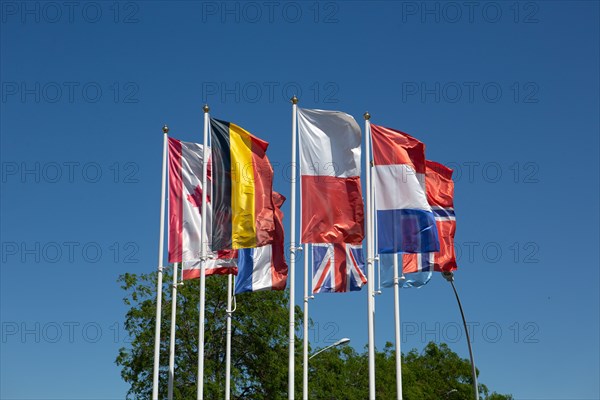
[116,271,512,399]
[116,271,302,399]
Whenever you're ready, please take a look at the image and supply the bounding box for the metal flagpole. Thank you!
[289,95,299,400]
[198,105,210,400]
[225,273,234,400]
[302,243,310,400]
[392,255,403,400]
[152,124,169,400]
[442,271,479,400]
[371,158,379,298]
[363,112,376,400]
[168,262,179,400]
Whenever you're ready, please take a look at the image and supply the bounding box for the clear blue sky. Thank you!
[1,1,598,399]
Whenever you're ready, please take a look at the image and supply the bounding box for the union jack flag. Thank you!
[312,243,367,293]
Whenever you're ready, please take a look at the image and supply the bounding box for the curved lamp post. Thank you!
[442,271,479,400]
[309,338,351,360]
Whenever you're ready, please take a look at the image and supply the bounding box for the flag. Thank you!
[235,192,288,294]
[168,136,239,275]
[210,118,275,251]
[312,243,367,293]
[379,161,457,288]
[404,160,457,273]
[181,249,239,280]
[168,137,207,262]
[298,108,364,244]
[380,253,433,288]
[371,124,439,254]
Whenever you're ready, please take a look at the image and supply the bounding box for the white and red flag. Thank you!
[181,250,238,279]
[297,108,365,244]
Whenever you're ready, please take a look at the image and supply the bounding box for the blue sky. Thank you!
[1,1,598,399]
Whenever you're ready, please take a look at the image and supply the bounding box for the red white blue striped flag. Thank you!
[371,124,439,254]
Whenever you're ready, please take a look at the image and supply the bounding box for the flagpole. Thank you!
[168,262,179,400]
[302,243,310,400]
[363,112,376,400]
[198,105,210,400]
[371,158,379,299]
[289,95,299,400]
[225,273,234,400]
[393,255,403,400]
[152,124,169,400]
[443,271,480,400]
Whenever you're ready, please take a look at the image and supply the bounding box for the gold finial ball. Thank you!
[291,95,298,104]
[363,112,371,120]
[162,124,169,134]
[203,104,210,113]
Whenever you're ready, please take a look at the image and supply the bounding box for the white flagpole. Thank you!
[363,112,376,400]
[393,254,403,400]
[302,243,310,400]
[371,158,379,300]
[198,105,210,400]
[289,95,299,400]
[152,124,169,400]
[168,262,179,400]
[225,273,234,400]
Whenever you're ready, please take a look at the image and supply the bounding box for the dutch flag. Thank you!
[370,124,440,254]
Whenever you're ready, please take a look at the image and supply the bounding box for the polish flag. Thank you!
[370,124,439,254]
[298,108,365,244]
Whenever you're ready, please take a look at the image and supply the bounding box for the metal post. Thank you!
[289,95,299,400]
[303,243,310,400]
[364,112,376,400]
[225,274,233,400]
[168,263,179,400]
[309,338,351,360]
[442,272,479,400]
[152,124,169,400]
[197,105,210,400]
[393,255,403,400]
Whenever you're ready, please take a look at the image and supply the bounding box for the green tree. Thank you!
[307,345,368,399]
[117,272,512,399]
[366,342,513,400]
[116,271,302,399]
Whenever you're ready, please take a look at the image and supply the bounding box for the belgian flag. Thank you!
[210,118,275,251]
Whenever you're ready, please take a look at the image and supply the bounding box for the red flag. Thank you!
[297,108,365,244]
[403,160,457,273]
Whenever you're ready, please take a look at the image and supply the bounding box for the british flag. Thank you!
[312,243,367,293]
